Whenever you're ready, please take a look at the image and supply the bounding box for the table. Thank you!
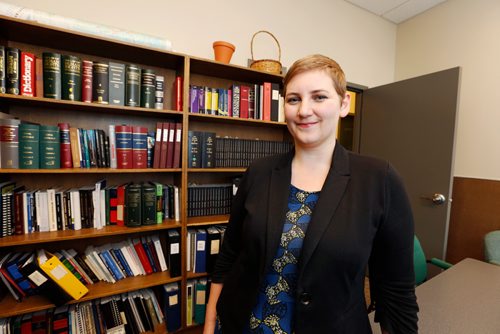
[370,258,500,333]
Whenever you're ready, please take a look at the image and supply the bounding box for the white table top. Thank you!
[370,258,500,333]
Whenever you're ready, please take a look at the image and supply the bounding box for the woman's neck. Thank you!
[291,141,335,191]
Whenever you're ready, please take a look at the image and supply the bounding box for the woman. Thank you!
[204,54,418,333]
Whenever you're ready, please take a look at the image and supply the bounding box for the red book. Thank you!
[115,125,132,169]
[109,187,118,225]
[159,122,170,168]
[58,122,72,168]
[81,60,93,103]
[132,238,153,274]
[173,76,183,111]
[152,122,163,168]
[132,126,148,169]
[166,122,175,168]
[239,85,250,119]
[227,88,232,117]
[13,191,24,235]
[173,122,182,168]
[263,82,272,121]
[35,57,43,98]
[20,52,36,97]
[116,183,127,226]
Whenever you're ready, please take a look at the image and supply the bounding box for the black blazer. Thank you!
[212,144,418,333]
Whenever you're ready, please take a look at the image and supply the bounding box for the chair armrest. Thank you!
[429,258,453,270]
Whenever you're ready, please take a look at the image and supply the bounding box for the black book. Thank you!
[0,46,5,93]
[6,47,20,95]
[140,69,155,108]
[61,55,82,101]
[141,183,156,225]
[187,130,202,168]
[109,62,125,105]
[125,64,141,107]
[92,62,109,104]
[125,183,142,227]
[167,229,181,277]
[206,226,221,274]
[201,131,216,168]
[42,52,62,99]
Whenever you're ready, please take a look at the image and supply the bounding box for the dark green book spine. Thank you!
[0,46,5,93]
[92,62,109,104]
[141,183,156,225]
[125,64,140,107]
[140,69,155,108]
[43,52,62,99]
[125,183,142,226]
[40,125,60,169]
[109,62,125,105]
[19,123,40,169]
[6,47,20,95]
[187,130,201,168]
[202,132,216,168]
[62,55,82,101]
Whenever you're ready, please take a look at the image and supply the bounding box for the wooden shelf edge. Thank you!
[188,112,287,127]
[1,167,182,174]
[186,215,229,226]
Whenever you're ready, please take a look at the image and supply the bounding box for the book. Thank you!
[206,226,222,273]
[35,57,43,97]
[140,69,155,108]
[231,84,240,118]
[6,47,20,95]
[20,51,36,97]
[186,280,194,326]
[69,127,81,168]
[132,238,153,274]
[263,82,272,121]
[39,125,60,169]
[194,278,207,324]
[125,64,141,107]
[152,122,163,168]
[132,126,148,169]
[173,122,182,168]
[239,85,250,119]
[271,82,280,121]
[173,76,183,111]
[151,182,164,224]
[0,46,5,94]
[154,75,164,109]
[162,283,181,332]
[81,60,93,103]
[43,52,62,99]
[187,130,202,168]
[61,55,82,101]
[92,62,109,104]
[149,234,168,271]
[58,123,72,168]
[141,183,156,225]
[201,131,216,168]
[19,123,40,169]
[166,121,176,168]
[167,229,181,277]
[194,229,207,273]
[125,183,142,227]
[109,62,125,105]
[0,118,21,168]
[115,125,132,169]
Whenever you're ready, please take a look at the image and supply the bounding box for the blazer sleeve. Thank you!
[211,165,253,283]
[369,163,419,334]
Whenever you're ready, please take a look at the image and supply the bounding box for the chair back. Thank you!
[485,230,500,265]
[414,236,428,285]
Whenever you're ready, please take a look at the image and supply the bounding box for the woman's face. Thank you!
[284,69,350,150]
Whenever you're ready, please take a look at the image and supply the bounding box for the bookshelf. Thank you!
[0,15,360,333]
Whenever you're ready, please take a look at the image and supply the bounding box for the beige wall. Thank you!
[2,0,396,88]
[396,0,500,180]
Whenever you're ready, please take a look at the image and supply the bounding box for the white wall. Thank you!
[395,0,500,180]
[2,0,396,88]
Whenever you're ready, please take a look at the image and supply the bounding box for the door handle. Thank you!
[421,193,446,205]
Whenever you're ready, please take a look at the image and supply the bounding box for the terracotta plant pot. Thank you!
[213,41,235,64]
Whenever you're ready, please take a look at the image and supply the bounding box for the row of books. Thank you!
[0,180,180,238]
[0,46,183,110]
[186,226,227,274]
[189,83,284,122]
[188,130,293,168]
[187,184,233,217]
[0,287,172,334]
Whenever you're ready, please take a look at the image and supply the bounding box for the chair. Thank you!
[413,235,452,285]
[484,230,500,265]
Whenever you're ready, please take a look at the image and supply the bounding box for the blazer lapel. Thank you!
[299,144,351,272]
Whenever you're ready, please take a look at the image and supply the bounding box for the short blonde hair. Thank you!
[283,54,347,98]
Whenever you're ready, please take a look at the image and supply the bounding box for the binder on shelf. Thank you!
[194,278,207,325]
[37,249,89,301]
[162,282,181,332]
[206,226,222,274]
[167,229,181,277]
[194,229,207,273]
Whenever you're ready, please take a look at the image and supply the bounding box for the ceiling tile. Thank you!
[383,0,447,23]
[345,0,409,16]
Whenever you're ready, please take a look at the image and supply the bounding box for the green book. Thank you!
[125,183,142,227]
[194,278,207,325]
[141,182,156,225]
[19,123,40,169]
[140,68,155,108]
[0,46,6,93]
[125,64,140,107]
[42,52,62,99]
[61,55,82,101]
[151,182,164,224]
[39,125,60,169]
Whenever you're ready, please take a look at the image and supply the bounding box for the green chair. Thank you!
[413,235,452,285]
[484,230,500,265]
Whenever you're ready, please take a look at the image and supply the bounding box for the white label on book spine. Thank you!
[28,270,48,286]
[51,264,68,280]
[210,240,220,254]
[170,243,179,254]
[196,290,206,304]
[197,240,205,251]
[169,295,178,305]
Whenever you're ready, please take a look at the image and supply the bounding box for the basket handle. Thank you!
[250,30,281,62]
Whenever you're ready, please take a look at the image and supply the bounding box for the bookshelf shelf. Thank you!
[188,168,246,173]
[1,168,182,174]
[188,112,287,127]
[186,215,230,227]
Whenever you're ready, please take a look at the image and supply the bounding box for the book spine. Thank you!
[189,85,198,113]
[125,184,142,227]
[140,69,155,108]
[115,125,132,169]
[62,55,82,101]
[173,76,183,111]
[42,52,62,99]
[0,118,21,168]
[40,125,61,169]
[187,130,201,168]
[108,125,117,169]
[19,123,40,169]
[81,60,93,103]
[232,84,240,118]
[155,75,164,109]
[0,46,5,93]
[202,132,216,168]
[239,85,249,119]
[141,183,156,225]
[35,57,43,97]
[125,64,141,107]
[58,122,72,168]
[20,52,35,97]
[92,62,109,104]
[6,47,20,95]
[109,62,125,105]
[132,126,148,169]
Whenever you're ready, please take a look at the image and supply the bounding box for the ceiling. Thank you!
[344,0,447,24]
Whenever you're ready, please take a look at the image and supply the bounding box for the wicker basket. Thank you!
[250,30,282,75]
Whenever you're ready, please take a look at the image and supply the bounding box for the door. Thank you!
[357,68,460,274]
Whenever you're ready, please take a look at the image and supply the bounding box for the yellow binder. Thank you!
[37,249,89,301]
